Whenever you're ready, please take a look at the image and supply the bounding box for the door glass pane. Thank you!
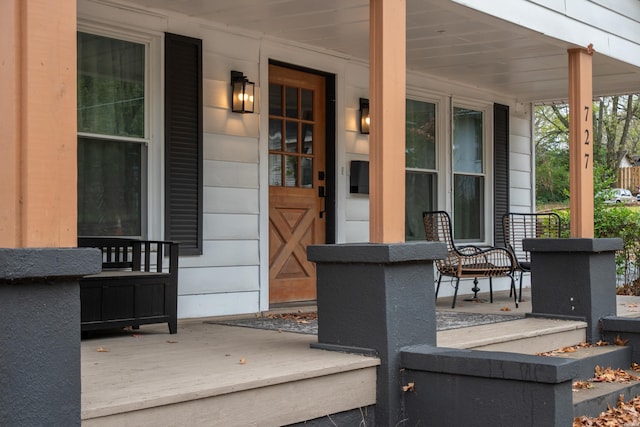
[453,107,483,173]
[269,84,283,116]
[302,124,313,154]
[286,87,298,118]
[77,32,145,138]
[78,137,142,236]
[285,121,298,152]
[406,99,436,169]
[269,154,282,186]
[453,175,484,241]
[285,156,298,187]
[269,119,283,150]
[301,157,313,188]
[301,89,313,120]
[405,172,436,241]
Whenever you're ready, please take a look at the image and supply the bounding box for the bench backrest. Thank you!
[78,238,179,274]
[78,237,134,270]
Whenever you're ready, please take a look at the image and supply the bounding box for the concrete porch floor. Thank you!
[81,287,640,426]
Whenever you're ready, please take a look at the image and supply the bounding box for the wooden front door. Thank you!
[268,64,326,304]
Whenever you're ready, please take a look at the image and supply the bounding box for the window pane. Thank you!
[285,121,298,152]
[78,137,142,236]
[301,157,313,188]
[453,107,483,173]
[406,99,436,169]
[269,84,283,116]
[302,124,313,154]
[405,171,436,241]
[286,87,298,118]
[453,175,484,241]
[285,156,298,187]
[301,89,313,120]
[269,119,283,150]
[269,154,282,186]
[77,32,145,137]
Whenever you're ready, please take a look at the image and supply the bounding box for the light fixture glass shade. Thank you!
[231,71,255,113]
[359,98,370,134]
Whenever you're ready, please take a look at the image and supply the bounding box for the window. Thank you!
[405,99,437,241]
[77,32,147,237]
[453,107,485,242]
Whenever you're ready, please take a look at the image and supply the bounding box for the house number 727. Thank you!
[584,105,590,169]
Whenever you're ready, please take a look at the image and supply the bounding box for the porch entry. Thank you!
[268,64,327,304]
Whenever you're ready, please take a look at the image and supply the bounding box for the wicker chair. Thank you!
[502,212,562,302]
[423,211,518,309]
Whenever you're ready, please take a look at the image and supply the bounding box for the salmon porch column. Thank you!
[0,1,100,425]
[369,0,406,243]
[1,0,78,248]
[309,1,447,426]
[525,46,619,343]
[568,47,594,238]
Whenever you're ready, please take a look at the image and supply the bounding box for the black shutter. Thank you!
[494,103,510,247]
[165,33,203,255]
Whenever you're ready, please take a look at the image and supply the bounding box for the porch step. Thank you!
[553,344,640,419]
[573,368,640,418]
[437,317,588,354]
[81,323,379,427]
[550,344,632,380]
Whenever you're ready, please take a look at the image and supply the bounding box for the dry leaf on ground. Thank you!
[402,382,415,392]
[96,346,109,352]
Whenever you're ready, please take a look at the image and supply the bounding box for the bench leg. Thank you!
[169,319,177,334]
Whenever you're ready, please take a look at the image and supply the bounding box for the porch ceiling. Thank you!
[131,0,640,102]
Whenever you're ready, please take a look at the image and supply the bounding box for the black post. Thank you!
[0,248,101,426]
[307,242,446,427]
[523,238,621,342]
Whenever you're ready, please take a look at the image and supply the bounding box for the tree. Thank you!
[534,94,640,204]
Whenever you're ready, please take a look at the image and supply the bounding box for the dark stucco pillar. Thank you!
[0,248,101,427]
[523,238,621,343]
[307,242,446,427]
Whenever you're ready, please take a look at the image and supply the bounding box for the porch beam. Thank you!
[568,47,594,238]
[0,0,77,248]
[369,0,406,243]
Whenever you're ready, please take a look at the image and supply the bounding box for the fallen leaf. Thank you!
[131,334,142,339]
[628,303,639,307]
[572,380,594,391]
[96,346,109,352]
[615,335,630,346]
[499,307,511,312]
[239,358,246,365]
[402,382,415,392]
[593,366,640,383]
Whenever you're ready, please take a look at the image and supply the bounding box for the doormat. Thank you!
[209,311,523,335]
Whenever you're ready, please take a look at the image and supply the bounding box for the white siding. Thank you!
[78,0,537,315]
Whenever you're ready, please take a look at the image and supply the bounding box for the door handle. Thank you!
[318,186,326,218]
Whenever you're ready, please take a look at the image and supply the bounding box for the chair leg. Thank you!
[452,277,460,309]
[489,277,493,303]
[510,275,519,309]
[518,271,524,303]
[436,274,443,300]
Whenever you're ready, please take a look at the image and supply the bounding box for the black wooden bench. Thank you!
[78,238,179,334]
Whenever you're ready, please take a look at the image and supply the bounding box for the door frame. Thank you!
[259,59,336,310]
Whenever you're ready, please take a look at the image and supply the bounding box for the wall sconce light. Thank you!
[231,70,255,113]
[359,98,370,134]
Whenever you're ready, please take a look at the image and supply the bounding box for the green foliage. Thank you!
[594,206,640,280]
